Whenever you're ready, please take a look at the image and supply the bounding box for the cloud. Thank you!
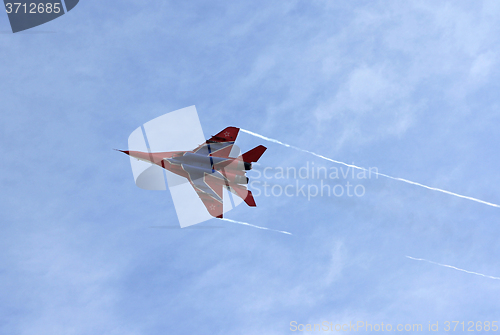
[2,1,500,334]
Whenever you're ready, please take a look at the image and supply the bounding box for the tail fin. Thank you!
[208,127,240,143]
[242,145,267,163]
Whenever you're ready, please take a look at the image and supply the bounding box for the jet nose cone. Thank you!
[115,149,130,155]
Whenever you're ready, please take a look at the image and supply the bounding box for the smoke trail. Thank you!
[221,218,292,235]
[241,129,500,209]
[406,256,500,280]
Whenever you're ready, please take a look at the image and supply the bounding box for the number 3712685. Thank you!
[444,321,498,332]
[5,3,61,14]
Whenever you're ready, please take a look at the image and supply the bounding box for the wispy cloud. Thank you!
[2,1,500,333]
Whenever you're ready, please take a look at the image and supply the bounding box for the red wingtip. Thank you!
[216,214,223,219]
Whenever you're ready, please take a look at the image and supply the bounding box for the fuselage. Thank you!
[122,147,250,188]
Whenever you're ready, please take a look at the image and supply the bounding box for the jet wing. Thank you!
[194,188,224,218]
[186,169,226,218]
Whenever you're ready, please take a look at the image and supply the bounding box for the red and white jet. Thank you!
[118,127,266,218]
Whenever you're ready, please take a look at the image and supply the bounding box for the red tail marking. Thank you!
[242,145,267,163]
[208,127,240,142]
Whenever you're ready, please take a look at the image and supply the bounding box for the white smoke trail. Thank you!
[241,129,500,209]
[406,256,500,280]
[222,218,292,235]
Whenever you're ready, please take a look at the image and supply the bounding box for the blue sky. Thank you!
[1,1,500,334]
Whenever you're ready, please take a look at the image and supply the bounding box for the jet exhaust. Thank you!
[221,218,292,235]
[406,256,500,280]
[240,129,500,209]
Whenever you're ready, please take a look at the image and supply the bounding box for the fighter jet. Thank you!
[118,127,266,218]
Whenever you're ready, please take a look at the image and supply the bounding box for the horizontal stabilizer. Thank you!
[243,190,256,207]
[230,185,257,207]
[242,145,267,163]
